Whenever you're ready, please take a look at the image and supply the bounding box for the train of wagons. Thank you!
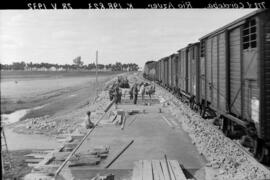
[143,9,270,163]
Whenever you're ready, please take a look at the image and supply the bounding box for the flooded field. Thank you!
[0,71,120,149]
[1,71,119,116]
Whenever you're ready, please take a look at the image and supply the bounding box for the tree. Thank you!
[73,56,84,67]
[12,61,26,70]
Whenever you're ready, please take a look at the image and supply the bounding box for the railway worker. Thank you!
[114,83,122,104]
[129,84,134,100]
[85,111,94,129]
[123,77,130,88]
[133,83,139,104]
[109,83,116,101]
[147,85,155,99]
[139,83,146,100]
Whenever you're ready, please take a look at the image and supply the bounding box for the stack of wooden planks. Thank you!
[132,160,187,180]
[25,150,53,167]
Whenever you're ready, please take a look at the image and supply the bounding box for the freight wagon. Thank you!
[143,9,270,163]
[199,9,270,163]
[143,61,156,80]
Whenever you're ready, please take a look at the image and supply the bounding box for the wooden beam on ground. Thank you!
[152,160,165,180]
[24,153,47,158]
[169,160,187,180]
[104,98,116,112]
[121,115,126,130]
[164,155,173,180]
[110,114,117,122]
[161,116,173,128]
[114,115,122,125]
[25,159,43,163]
[167,161,176,180]
[31,150,52,154]
[160,160,171,180]
[53,152,70,161]
[104,140,134,169]
[142,160,153,180]
[128,115,137,126]
[132,160,143,180]
[68,157,100,167]
[27,163,39,167]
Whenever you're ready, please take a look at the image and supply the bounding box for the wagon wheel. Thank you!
[200,104,206,119]
[189,100,194,109]
[226,121,235,138]
[221,118,229,137]
[254,138,270,164]
[199,104,204,116]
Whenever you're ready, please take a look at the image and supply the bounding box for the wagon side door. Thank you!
[229,27,242,116]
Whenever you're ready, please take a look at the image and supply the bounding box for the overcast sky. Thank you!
[0,9,255,67]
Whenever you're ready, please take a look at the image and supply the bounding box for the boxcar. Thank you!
[199,9,270,162]
[164,57,169,88]
[171,54,178,90]
[154,60,159,82]
[160,58,165,86]
[157,60,161,83]
[177,47,189,95]
[143,61,150,79]
[143,61,156,81]
[187,43,200,105]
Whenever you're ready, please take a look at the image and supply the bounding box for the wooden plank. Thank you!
[128,115,137,126]
[25,159,42,163]
[24,153,47,158]
[152,160,165,180]
[57,137,73,143]
[169,119,178,127]
[142,160,153,180]
[31,150,52,154]
[161,116,173,128]
[160,160,171,180]
[169,160,187,180]
[27,163,38,167]
[132,160,143,180]
[114,115,122,125]
[167,161,176,180]
[89,148,109,155]
[121,115,126,130]
[68,157,100,167]
[53,152,70,158]
[64,142,78,148]
[110,114,117,122]
[105,140,134,168]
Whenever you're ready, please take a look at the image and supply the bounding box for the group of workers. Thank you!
[109,76,156,105]
[129,82,155,104]
[85,76,155,130]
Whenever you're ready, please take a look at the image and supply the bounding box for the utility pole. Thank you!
[96,50,98,95]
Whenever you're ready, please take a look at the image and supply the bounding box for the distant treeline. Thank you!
[0,61,139,71]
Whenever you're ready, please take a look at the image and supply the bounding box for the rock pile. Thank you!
[156,87,270,180]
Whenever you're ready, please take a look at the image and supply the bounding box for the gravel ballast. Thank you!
[155,86,270,180]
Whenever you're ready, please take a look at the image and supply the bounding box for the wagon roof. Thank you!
[145,61,156,64]
[199,9,267,40]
